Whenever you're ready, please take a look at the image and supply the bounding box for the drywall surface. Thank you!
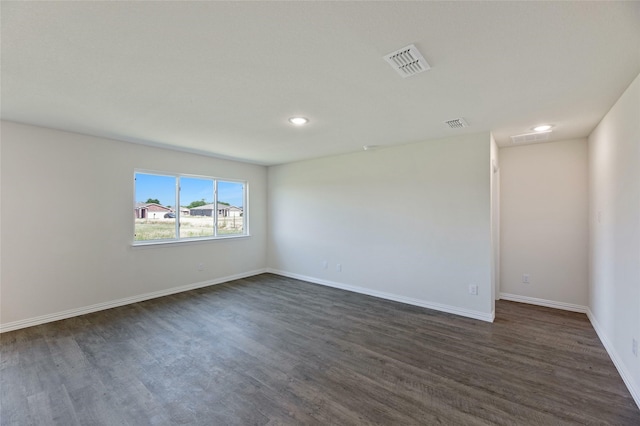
[267,132,494,320]
[0,121,267,327]
[588,73,640,405]
[500,139,588,308]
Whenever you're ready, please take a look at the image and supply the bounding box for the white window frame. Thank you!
[133,169,249,246]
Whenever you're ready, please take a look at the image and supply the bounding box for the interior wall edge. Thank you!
[267,268,495,323]
[0,268,267,334]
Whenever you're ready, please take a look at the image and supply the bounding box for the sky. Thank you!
[135,173,244,208]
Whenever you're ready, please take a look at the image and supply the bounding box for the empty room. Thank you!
[1,1,639,425]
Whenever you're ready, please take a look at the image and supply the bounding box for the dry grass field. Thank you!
[134,215,243,241]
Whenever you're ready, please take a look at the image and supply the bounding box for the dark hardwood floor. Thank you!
[1,273,638,425]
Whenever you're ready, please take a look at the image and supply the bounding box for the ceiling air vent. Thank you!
[444,118,469,129]
[384,44,430,78]
[511,131,551,144]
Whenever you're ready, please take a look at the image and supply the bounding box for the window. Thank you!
[134,171,247,244]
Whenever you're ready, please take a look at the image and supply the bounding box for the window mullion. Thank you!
[176,176,181,240]
[213,179,218,237]
[243,183,247,234]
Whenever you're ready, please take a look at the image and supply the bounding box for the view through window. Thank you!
[134,171,246,243]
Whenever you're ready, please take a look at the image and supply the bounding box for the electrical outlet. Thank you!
[469,284,478,295]
[633,338,638,357]
[336,263,342,272]
[522,274,530,284]
[321,260,328,269]
[197,263,205,271]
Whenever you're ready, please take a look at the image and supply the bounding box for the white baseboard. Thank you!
[267,268,495,323]
[586,308,640,410]
[499,292,587,313]
[4,270,636,409]
[498,293,638,409]
[0,268,267,333]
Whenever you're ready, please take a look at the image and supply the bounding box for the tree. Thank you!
[146,198,160,204]
[187,199,208,209]
[218,201,230,206]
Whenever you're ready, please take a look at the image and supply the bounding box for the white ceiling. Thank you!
[2,1,639,165]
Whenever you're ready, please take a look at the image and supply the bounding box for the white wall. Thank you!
[267,132,494,321]
[588,73,640,405]
[499,139,589,310]
[0,121,268,329]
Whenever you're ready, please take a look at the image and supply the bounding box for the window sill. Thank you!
[131,234,251,248]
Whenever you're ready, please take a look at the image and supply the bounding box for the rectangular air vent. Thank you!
[444,118,469,129]
[384,44,430,78]
[511,131,552,144]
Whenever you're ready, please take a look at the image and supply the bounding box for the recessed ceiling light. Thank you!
[533,124,553,132]
[288,117,309,126]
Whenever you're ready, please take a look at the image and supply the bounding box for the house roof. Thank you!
[1,2,639,165]
[190,203,241,211]
[190,204,216,210]
[135,203,172,211]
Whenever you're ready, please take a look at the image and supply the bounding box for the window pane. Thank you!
[180,177,214,239]
[134,173,176,241]
[217,181,245,235]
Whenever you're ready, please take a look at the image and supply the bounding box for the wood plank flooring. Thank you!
[1,273,639,425]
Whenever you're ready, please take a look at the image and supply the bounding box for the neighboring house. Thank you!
[190,203,242,217]
[180,207,190,216]
[227,206,243,217]
[135,202,172,219]
[189,203,215,217]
